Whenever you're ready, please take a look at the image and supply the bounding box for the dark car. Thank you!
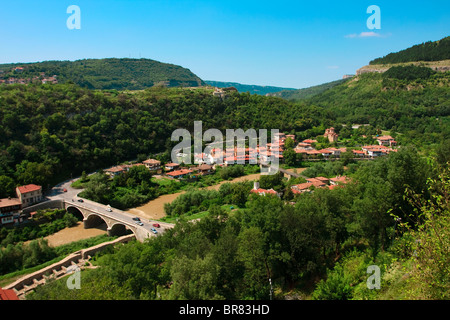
[133,217,141,222]
[77,199,84,202]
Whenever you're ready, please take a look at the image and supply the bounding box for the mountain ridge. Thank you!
[0,58,205,90]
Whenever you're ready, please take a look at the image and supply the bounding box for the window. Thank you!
[1,216,13,224]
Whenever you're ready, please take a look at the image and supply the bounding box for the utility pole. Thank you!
[269,278,273,300]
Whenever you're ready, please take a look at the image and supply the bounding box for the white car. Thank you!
[106,205,112,212]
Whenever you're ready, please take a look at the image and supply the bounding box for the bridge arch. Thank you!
[108,222,135,238]
[66,206,85,221]
[84,213,107,229]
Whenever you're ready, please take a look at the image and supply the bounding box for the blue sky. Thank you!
[0,0,449,88]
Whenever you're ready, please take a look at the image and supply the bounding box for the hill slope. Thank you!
[269,79,348,101]
[307,69,450,142]
[370,36,450,65]
[0,58,205,90]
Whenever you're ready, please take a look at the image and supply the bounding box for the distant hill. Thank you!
[268,79,348,101]
[204,80,297,95]
[307,66,450,132]
[0,58,205,90]
[370,36,450,65]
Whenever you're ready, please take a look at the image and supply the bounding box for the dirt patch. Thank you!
[128,192,186,220]
[44,222,107,247]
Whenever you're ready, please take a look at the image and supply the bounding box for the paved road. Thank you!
[46,177,175,238]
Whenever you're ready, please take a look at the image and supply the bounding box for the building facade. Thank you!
[16,184,43,208]
[0,197,22,226]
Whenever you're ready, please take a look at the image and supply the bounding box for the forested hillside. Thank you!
[269,79,348,101]
[370,36,450,65]
[0,84,329,197]
[306,69,450,145]
[1,63,449,197]
[0,58,205,90]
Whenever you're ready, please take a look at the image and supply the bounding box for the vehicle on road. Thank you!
[133,217,141,221]
[151,228,158,234]
[136,221,144,226]
[152,223,160,228]
[63,188,67,192]
[106,205,112,212]
[77,199,84,203]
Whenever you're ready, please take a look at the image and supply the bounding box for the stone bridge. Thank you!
[22,198,172,242]
[63,200,157,242]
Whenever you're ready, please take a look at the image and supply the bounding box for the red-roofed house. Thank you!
[306,150,322,158]
[305,178,328,188]
[318,149,333,157]
[250,182,278,197]
[164,163,180,171]
[104,165,127,177]
[353,150,365,157]
[143,159,162,172]
[195,164,214,175]
[376,135,397,147]
[291,183,314,194]
[303,139,318,145]
[166,169,193,180]
[330,176,349,185]
[362,145,389,157]
[250,188,278,196]
[16,184,42,208]
[0,287,19,300]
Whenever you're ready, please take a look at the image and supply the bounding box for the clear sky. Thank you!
[0,0,449,89]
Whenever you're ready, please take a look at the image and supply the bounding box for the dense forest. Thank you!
[0,58,205,90]
[370,36,450,65]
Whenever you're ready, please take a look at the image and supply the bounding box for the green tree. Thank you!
[237,227,271,299]
[0,175,15,198]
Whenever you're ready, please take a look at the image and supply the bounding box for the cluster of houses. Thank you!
[249,174,350,198]
[290,176,349,194]
[0,184,43,226]
[294,128,398,159]
[136,129,399,183]
[0,67,58,85]
[104,158,216,181]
